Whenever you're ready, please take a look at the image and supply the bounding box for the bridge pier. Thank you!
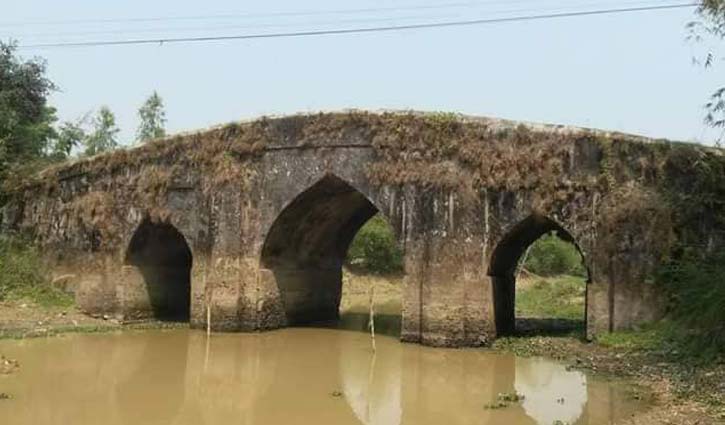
[399,238,495,347]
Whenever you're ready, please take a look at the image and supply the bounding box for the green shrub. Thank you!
[658,249,725,361]
[0,236,72,306]
[522,233,586,277]
[347,215,403,274]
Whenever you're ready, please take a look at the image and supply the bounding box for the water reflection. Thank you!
[515,357,587,424]
[0,329,642,425]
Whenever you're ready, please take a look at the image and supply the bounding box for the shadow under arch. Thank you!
[261,173,384,325]
[488,214,589,336]
[124,218,193,321]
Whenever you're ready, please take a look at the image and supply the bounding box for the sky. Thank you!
[3,0,724,145]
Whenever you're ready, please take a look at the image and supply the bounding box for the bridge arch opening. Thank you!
[261,174,402,330]
[489,214,589,336]
[124,218,192,321]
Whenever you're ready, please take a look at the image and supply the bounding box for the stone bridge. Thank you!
[2,111,723,346]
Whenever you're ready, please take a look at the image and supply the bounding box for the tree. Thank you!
[84,106,119,156]
[691,1,725,140]
[699,0,725,29]
[49,118,86,161]
[346,214,403,274]
[136,91,166,143]
[521,233,586,277]
[0,41,56,172]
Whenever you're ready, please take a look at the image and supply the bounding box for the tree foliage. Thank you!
[692,1,725,139]
[0,41,56,173]
[84,106,119,156]
[136,91,166,143]
[522,233,586,277]
[347,214,403,274]
[658,249,725,360]
[49,118,86,161]
[699,0,725,28]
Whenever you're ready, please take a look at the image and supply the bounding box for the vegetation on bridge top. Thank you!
[9,110,723,257]
[4,112,720,250]
[7,110,718,193]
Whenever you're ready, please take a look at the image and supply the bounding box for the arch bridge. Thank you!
[3,111,723,346]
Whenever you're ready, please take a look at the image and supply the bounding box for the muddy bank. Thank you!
[492,335,725,424]
[0,300,184,339]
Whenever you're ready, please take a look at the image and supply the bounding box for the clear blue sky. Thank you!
[4,0,723,145]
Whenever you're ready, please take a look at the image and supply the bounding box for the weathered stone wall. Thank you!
[2,111,723,346]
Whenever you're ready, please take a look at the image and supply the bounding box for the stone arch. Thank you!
[260,173,392,325]
[488,213,589,336]
[124,218,193,321]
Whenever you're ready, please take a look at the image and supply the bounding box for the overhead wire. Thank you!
[4,0,681,40]
[1,0,664,27]
[14,2,697,49]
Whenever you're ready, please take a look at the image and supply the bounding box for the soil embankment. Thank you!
[0,300,183,338]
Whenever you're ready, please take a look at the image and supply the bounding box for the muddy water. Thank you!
[0,328,643,425]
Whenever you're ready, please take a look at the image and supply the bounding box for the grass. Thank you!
[0,236,73,308]
[596,323,670,351]
[515,275,586,321]
[8,285,74,308]
[0,321,187,340]
[483,392,526,410]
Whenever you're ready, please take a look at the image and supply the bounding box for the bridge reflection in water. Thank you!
[0,329,642,425]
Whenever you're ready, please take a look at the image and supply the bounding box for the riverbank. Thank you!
[0,300,185,339]
[492,331,725,424]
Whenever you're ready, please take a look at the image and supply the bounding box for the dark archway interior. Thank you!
[489,214,588,336]
[125,219,192,321]
[261,174,379,325]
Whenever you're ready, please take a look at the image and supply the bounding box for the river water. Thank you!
[0,328,643,425]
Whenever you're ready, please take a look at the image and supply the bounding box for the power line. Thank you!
[0,0,637,27]
[4,0,662,40]
[19,3,697,50]
[0,0,502,26]
[7,13,455,39]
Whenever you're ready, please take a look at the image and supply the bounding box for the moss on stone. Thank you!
[4,110,725,265]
